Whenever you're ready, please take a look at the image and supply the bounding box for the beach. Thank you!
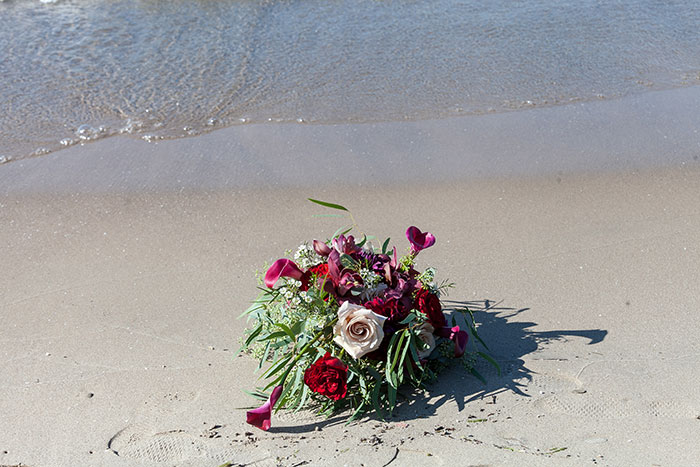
[2,85,700,465]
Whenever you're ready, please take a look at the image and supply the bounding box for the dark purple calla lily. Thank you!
[246,385,283,431]
[406,226,436,255]
[264,259,305,288]
[437,325,469,358]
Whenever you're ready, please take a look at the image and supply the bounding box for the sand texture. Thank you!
[2,89,700,466]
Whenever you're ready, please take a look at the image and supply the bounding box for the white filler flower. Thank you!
[333,302,387,359]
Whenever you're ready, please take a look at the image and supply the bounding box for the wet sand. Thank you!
[1,88,700,465]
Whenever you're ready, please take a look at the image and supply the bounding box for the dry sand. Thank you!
[2,89,700,466]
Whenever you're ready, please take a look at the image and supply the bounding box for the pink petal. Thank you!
[405,226,436,254]
[264,259,304,288]
[246,385,283,431]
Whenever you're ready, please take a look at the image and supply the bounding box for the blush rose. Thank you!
[333,302,387,359]
[414,322,437,359]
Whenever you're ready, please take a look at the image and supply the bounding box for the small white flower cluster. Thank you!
[359,268,382,289]
[294,242,323,269]
[278,279,311,308]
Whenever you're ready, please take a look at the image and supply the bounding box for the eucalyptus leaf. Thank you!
[261,354,292,379]
[243,323,263,349]
[308,198,349,212]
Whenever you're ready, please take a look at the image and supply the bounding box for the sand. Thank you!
[2,88,700,466]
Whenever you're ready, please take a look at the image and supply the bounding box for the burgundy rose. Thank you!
[415,288,446,329]
[303,352,348,401]
[365,297,410,323]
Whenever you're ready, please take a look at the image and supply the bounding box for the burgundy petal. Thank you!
[264,259,304,288]
[406,226,436,254]
[313,239,332,257]
[246,385,283,431]
[436,325,469,358]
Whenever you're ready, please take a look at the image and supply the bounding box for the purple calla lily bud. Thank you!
[264,259,304,288]
[246,385,283,431]
[436,325,469,358]
[406,226,436,254]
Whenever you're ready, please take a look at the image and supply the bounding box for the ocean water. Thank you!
[2,0,700,163]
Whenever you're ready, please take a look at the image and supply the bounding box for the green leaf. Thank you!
[243,323,263,349]
[259,330,290,342]
[381,237,391,254]
[241,388,268,401]
[408,339,423,370]
[340,253,360,270]
[398,313,416,325]
[397,332,412,381]
[295,382,310,412]
[387,384,397,411]
[308,198,349,211]
[477,351,501,376]
[332,225,353,239]
[355,234,367,248]
[257,341,272,371]
[385,332,402,388]
[261,354,292,379]
[469,367,487,385]
[275,323,296,341]
[466,321,489,351]
[347,400,367,423]
[290,320,305,336]
[371,379,384,419]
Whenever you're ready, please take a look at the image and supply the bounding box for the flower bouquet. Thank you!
[240,200,496,431]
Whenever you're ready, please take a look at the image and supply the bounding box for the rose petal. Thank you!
[264,259,304,288]
[406,226,436,254]
[246,385,283,431]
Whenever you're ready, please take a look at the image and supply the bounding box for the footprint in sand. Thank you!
[534,394,697,419]
[107,423,275,465]
[529,357,700,419]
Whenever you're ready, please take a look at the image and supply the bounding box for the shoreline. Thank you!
[2,86,700,196]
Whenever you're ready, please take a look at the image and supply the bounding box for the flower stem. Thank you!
[278,318,338,387]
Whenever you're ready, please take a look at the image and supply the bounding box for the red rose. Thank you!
[415,288,446,328]
[309,263,329,278]
[300,263,330,291]
[364,297,410,323]
[303,352,348,401]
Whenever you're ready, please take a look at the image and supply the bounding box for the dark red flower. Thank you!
[309,263,329,278]
[303,353,348,401]
[300,263,330,291]
[415,288,446,329]
[364,297,409,323]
